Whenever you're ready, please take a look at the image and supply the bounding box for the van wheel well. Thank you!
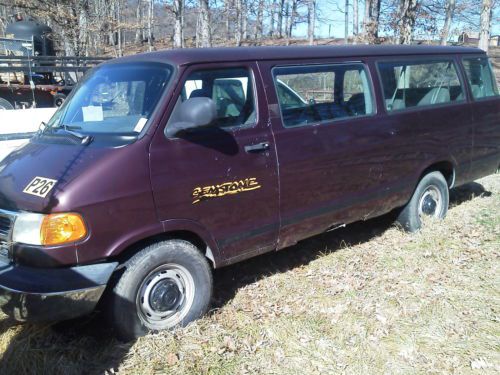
[113,231,215,269]
[420,161,455,188]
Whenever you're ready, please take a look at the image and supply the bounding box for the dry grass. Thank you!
[0,174,498,374]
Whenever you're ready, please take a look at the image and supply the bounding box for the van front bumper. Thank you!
[0,261,117,322]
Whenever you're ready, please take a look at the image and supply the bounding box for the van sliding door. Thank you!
[260,59,394,249]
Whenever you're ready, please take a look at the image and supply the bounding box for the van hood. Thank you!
[0,138,137,213]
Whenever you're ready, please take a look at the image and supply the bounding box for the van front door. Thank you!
[149,63,279,263]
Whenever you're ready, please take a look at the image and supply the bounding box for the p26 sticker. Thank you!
[23,177,57,198]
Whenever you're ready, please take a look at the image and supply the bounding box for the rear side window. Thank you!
[378,60,464,112]
[175,67,255,128]
[462,57,499,100]
[273,64,374,128]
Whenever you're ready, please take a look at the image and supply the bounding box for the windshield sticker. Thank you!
[23,177,57,198]
[134,118,148,133]
[192,178,261,204]
[82,106,103,122]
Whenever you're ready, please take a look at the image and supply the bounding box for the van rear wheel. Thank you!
[397,171,449,232]
[109,239,213,341]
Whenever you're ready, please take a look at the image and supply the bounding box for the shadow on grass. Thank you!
[449,181,491,207]
[0,181,491,374]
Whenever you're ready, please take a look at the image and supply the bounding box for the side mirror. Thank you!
[166,97,217,137]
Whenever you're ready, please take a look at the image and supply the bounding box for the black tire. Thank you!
[0,97,14,110]
[53,93,67,107]
[397,171,449,232]
[108,239,213,341]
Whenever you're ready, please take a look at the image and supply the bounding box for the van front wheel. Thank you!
[397,171,449,232]
[109,240,213,341]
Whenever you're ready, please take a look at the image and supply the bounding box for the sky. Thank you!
[293,1,500,41]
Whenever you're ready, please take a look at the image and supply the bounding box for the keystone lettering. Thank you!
[192,178,261,204]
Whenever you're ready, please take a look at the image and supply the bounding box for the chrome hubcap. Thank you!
[418,185,442,218]
[137,264,195,329]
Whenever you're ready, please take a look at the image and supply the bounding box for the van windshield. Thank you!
[47,62,172,135]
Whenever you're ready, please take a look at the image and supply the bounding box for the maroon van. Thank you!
[0,45,498,340]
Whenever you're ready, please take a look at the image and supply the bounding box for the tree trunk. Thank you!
[270,0,276,37]
[242,1,248,40]
[353,0,358,36]
[117,0,123,56]
[277,0,285,38]
[147,0,154,51]
[439,0,455,45]
[345,0,349,44]
[255,0,264,40]
[235,0,242,46]
[478,0,491,52]
[285,1,290,38]
[399,0,418,45]
[363,0,370,34]
[135,0,142,43]
[307,0,315,45]
[285,0,297,44]
[173,0,184,48]
[225,0,231,40]
[199,0,212,47]
[364,0,381,43]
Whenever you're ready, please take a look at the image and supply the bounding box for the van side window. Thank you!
[172,67,256,129]
[378,60,463,112]
[462,57,500,100]
[273,64,374,128]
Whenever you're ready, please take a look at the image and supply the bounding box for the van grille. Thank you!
[0,210,15,262]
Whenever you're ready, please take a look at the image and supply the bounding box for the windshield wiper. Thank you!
[51,124,82,131]
[48,125,93,145]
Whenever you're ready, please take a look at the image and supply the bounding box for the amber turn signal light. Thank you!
[41,213,87,246]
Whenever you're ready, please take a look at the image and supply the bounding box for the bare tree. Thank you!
[345,0,349,43]
[270,0,276,36]
[363,0,381,43]
[254,0,264,39]
[399,0,419,44]
[242,0,248,40]
[235,0,242,45]
[135,0,143,43]
[440,0,455,45]
[277,0,285,38]
[353,0,359,36]
[286,0,297,40]
[224,0,231,40]
[478,0,491,52]
[172,0,184,48]
[307,0,315,45]
[199,0,211,47]
[147,0,154,51]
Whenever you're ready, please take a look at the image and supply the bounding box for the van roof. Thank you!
[107,45,483,67]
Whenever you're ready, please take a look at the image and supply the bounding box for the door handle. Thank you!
[244,142,270,153]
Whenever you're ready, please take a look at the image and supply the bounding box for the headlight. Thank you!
[13,212,87,246]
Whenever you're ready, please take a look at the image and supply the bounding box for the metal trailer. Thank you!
[0,37,109,109]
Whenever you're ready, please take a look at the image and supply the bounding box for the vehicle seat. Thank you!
[386,98,406,111]
[346,93,366,115]
[418,87,450,106]
[190,88,211,99]
[471,84,483,98]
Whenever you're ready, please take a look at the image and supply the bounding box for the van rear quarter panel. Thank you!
[373,54,474,191]
[462,55,500,181]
